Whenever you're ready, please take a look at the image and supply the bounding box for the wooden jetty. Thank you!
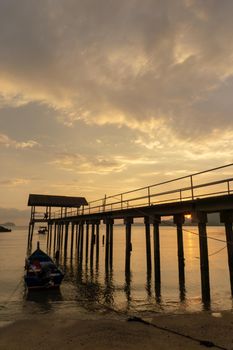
[27,163,233,306]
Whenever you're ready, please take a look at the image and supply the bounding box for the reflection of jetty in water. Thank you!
[26,164,233,312]
[59,233,206,313]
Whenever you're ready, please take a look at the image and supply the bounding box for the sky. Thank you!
[1,0,233,223]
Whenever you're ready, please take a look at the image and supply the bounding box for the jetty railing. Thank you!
[45,163,233,219]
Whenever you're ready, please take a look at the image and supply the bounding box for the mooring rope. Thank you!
[90,296,228,350]
[0,279,23,308]
[127,205,232,259]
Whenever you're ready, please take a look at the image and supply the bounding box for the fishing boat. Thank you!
[0,225,11,232]
[24,243,64,290]
[38,226,48,234]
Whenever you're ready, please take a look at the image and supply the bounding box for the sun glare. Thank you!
[185,214,192,219]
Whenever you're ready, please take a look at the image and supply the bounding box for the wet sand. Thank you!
[0,311,232,350]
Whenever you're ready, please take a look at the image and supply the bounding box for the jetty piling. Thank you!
[153,215,161,299]
[26,164,233,306]
[95,221,100,266]
[174,214,186,300]
[144,216,152,274]
[125,217,133,273]
[220,210,233,296]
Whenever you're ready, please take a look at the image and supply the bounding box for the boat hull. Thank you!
[24,245,64,290]
[24,273,64,290]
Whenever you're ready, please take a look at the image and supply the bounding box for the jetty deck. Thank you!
[27,163,233,306]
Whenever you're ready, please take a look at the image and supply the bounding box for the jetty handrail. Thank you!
[41,163,233,220]
[80,177,233,214]
[49,176,233,219]
[87,163,233,206]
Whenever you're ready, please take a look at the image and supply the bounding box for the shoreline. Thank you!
[0,310,232,350]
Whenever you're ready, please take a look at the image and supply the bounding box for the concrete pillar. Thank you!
[220,210,233,296]
[96,222,100,266]
[151,216,161,301]
[104,219,114,271]
[85,223,89,263]
[109,221,114,269]
[90,223,95,267]
[77,222,81,256]
[192,211,210,306]
[144,216,152,273]
[174,214,186,301]
[105,222,110,270]
[125,217,133,273]
[79,222,84,262]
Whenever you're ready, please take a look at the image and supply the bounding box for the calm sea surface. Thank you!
[0,225,232,323]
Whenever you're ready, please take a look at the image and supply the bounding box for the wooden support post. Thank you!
[64,223,69,257]
[60,223,64,253]
[85,223,89,263]
[125,218,133,273]
[27,223,32,251]
[29,222,34,250]
[193,211,210,306]
[53,223,57,255]
[220,211,233,296]
[70,223,75,258]
[27,207,34,251]
[57,224,61,252]
[49,223,53,253]
[75,223,78,249]
[56,224,59,252]
[174,214,185,301]
[57,224,60,251]
[46,223,51,251]
[144,217,152,273]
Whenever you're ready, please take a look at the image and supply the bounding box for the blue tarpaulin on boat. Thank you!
[28,249,53,263]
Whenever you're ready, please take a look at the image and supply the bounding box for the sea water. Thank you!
[0,225,232,323]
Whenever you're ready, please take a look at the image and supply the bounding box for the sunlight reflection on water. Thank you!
[0,225,232,321]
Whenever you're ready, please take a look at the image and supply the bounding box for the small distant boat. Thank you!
[0,225,11,232]
[38,226,48,234]
[24,243,64,290]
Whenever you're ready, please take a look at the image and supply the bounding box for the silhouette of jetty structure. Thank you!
[27,163,233,308]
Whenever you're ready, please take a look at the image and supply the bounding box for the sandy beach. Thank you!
[0,311,232,350]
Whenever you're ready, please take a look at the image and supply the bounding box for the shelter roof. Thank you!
[28,194,88,208]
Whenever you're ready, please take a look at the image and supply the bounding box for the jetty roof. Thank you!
[28,194,88,208]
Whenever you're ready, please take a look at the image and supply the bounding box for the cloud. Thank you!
[50,153,126,174]
[0,178,30,186]
[0,133,39,149]
[51,152,158,174]
[0,0,233,141]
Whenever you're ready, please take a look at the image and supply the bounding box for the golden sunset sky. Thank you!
[0,0,233,223]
